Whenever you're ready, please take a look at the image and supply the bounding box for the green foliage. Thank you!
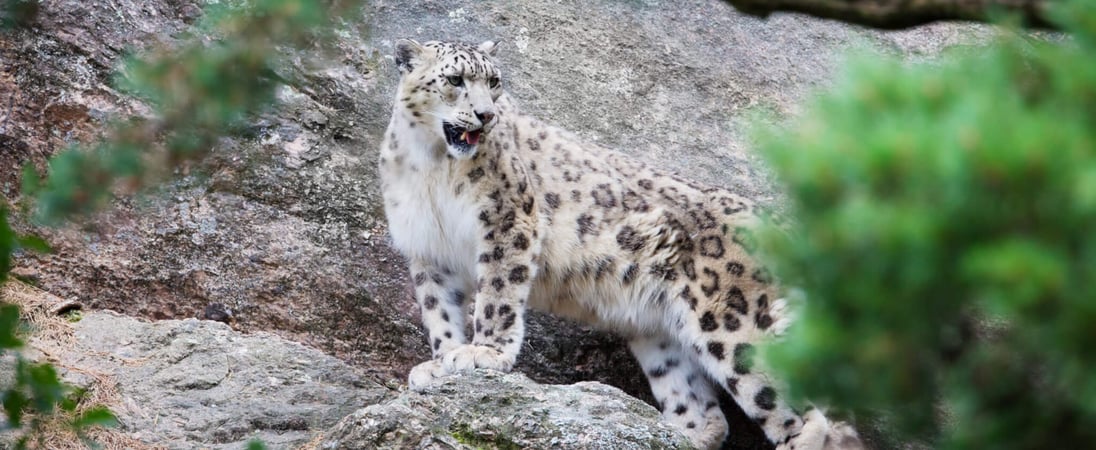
[0,210,16,283]
[71,406,118,430]
[759,1,1096,448]
[0,305,21,349]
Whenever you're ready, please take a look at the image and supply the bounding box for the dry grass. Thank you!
[2,280,165,450]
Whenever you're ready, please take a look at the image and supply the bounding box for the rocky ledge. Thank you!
[321,370,693,450]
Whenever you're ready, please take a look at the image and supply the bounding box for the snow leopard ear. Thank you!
[395,39,425,73]
[477,40,500,57]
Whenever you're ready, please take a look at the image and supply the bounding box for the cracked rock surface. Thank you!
[321,370,693,450]
[59,312,390,449]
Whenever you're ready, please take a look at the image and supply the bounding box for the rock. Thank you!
[320,370,694,450]
[49,311,391,449]
[200,302,234,323]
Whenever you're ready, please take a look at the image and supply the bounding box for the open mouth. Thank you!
[443,122,483,153]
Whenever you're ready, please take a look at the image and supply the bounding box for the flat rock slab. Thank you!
[321,370,694,450]
[56,312,391,449]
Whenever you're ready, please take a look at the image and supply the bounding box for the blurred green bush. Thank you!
[760,1,1096,448]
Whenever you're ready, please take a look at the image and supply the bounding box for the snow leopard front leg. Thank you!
[407,260,470,390]
[443,156,541,375]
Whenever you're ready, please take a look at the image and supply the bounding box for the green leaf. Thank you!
[25,362,65,414]
[245,438,268,450]
[0,208,16,280]
[60,396,77,413]
[19,162,39,196]
[0,304,23,350]
[16,235,51,254]
[2,388,27,428]
[72,406,118,430]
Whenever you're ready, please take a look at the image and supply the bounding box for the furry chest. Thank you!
[384,170,481,274]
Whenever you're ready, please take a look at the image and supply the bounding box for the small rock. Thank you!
[301,109,329,130]
[179,4,202,23]
[9,266,39,281]
[201,302,233,323]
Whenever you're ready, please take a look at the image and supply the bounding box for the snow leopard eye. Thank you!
[489,77,500,89]
[446,75,464,87]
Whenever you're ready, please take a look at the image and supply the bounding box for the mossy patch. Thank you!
[449,422,522,450]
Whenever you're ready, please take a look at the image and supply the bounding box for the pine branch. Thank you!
[722,0,1058,30]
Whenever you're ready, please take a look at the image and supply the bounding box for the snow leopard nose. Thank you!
[476,111,495,125]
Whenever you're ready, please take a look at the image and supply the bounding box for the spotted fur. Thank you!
[379,39,862,450]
